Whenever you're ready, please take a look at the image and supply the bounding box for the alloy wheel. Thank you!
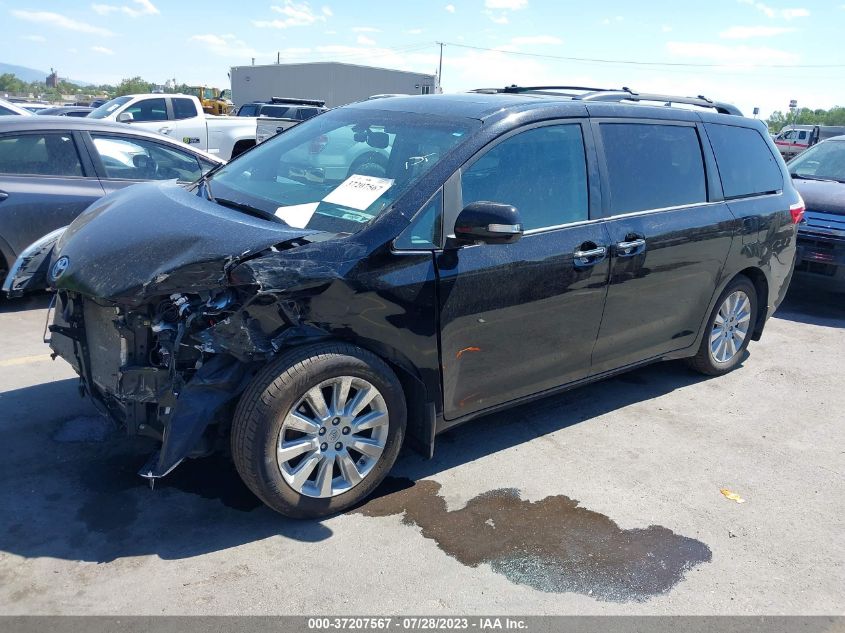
[276,376,389,498]
[709,290,752,364]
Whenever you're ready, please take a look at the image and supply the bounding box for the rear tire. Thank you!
[685,276,757,376]
[231,342,406,518]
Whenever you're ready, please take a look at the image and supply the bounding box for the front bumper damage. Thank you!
[48,290,260,478]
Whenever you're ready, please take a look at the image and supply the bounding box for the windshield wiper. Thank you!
[213,197,284,224]
[790,172,839,182]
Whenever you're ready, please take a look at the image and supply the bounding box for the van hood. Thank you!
[50,181,319,304]
[793,178,845,216]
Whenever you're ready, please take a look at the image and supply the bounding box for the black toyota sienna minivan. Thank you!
[5,87,803,518]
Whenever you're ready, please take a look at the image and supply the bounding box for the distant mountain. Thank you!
[0,62,95,87]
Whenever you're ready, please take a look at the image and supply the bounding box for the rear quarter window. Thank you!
[705,123,783,199]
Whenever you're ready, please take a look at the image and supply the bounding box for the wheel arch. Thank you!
[734,266,769,341]
[251,335,437,458]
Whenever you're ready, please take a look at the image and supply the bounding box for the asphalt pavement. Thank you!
[0,285,842,615]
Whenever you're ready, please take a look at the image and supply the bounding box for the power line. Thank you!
[440,41,845,69]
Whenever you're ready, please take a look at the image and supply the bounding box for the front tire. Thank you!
[231,342,406,518]
[685,276,758,376]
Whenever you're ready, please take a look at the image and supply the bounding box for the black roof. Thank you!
[348,89,745,121]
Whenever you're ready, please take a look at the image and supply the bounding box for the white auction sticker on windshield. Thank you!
[275,202,319,228]
[322,175,394,211]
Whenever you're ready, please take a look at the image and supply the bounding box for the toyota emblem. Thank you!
[51,256,70,280]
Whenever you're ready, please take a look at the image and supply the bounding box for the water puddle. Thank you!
[354,477,711,602]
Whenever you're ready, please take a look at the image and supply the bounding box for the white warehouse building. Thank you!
[230,61,438,109]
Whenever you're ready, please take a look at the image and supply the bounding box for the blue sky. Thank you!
[2,0,844,117]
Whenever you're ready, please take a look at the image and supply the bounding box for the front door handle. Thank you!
[158,126,172,134]
[616,238,646,257]
[573,245,607,267]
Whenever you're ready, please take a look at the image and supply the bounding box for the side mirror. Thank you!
[453,201,523,245]
[117,111,134,123]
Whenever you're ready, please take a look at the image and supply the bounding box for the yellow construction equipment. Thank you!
[187,86,233,116]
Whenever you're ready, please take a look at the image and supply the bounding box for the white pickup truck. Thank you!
[88,94,259,159]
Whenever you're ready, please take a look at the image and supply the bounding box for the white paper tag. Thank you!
[322,175,394,211]
[274,202,319,228]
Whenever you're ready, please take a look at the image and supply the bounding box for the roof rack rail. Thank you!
[470,85,743,116]
[269,96,326,107]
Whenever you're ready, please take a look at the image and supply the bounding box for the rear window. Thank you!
[706,123,783,199]
[0,133,83,177]
[600,123,707,214]
[172,97,198,120]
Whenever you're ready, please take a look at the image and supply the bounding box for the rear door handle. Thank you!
[158,126,172,134]
[0,190,7,202]
[616,238,646,257]
[573,246,607,267]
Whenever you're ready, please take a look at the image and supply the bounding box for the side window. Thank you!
[600,123,706,214]
[298,108,321,121]
[0,105,16,116]
[797,130,807,140]
[91,134,203,182]
[781,130,795,140]
[125,98,167,122]
[395,190,442,249]
[172,98,198,120]
[461,124,588,231]
[0,133,83,177]
[705,123,783,199]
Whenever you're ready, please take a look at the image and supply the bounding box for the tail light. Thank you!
[789,199,805,224]
[309,134,328,155]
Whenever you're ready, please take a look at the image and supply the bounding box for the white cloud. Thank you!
[445,4,456,13]
[91,0,159,18]
[720,25,796,38]
[511,35,562,45]
[485,11,509,24]
[21,34,47,42]
[737,0,809,19]
[254,1,328,28]
[485,0,528,9]
[406,28,423,35]
[321,6,332,16]
[91,45,114,55]
[11,10,113,36]
[356,34,376,46]
[666,40,798,65]
[190,33,262,58]
[352,26,380,32]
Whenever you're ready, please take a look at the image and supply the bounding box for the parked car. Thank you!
[787,135,845,290]
[17,103,50,114]
[237,97,328,145]
[89,94,261,159]
[37,106,94,117]
[773,124,845,160]
[0,98,34,116]
[5,87,801,518]
[0,116,223,285]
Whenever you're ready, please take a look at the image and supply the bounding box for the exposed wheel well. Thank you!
[231,139,256,159]
[734,267,769,340]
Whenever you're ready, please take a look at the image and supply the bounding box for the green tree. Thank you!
[115,76,154,96]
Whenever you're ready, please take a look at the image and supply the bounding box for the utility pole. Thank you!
[437,42,444,93]
[277,51,281,64]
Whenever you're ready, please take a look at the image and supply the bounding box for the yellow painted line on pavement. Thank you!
[0,354,52,367]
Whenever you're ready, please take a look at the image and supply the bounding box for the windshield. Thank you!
[209,107,478,234]
[789,140,845,182]
[88,96,133,119]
